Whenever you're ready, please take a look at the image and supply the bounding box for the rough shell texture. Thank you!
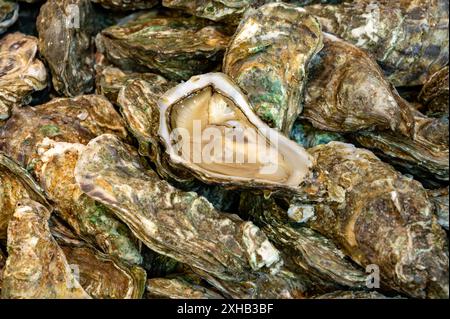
[0,32,47,120]
[303,33,414,136]
[147,275,224,299]
[305,142,449,299]
[35,138,142,265]
[314,290,393,299]
[96,10,231,81]
[223,2,323,133]
[1,199,91,299]
[418,66,449,117]
[0,247,4,294]
[92,0,159,11]
[0,0,19,34]
[74,134,311,298]
[0,94,128,172]
[304,0,449,86]
[427,187,449,231]
[290,120,346,149]
[37,0,95,96]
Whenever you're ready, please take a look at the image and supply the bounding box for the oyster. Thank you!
[304,142,448,298]
[418,66,449,117]
[162,0,272,24]
[96,10,231,81]
[0,94,128,171]
[0,32,47,121]
[314,290,393,299]
[1,199,91,299]
[303,0,449,86]
[158,72,313,192]
[37,0,95,96]
[0,246,4,295]
[141,246,182,278]
[0,153,49,239]
[427,187,449,231]
[302,33,414,136]
[147,274,224,299]
[223,2,323,133]
[290,119,346,149]
[239,192,368,292]
[0,0,18,34]
[35,138,142,265]
[96,64,170,105]
[92,0,158,11]
[75,134,310,298]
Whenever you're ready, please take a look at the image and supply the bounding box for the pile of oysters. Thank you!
[0,0,448,299]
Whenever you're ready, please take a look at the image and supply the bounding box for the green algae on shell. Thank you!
[223,2,323,133]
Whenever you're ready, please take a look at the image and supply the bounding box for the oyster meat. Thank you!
[1,199,91,299]
[96,10,231,81]
[91,0,159,11]
[223,2,323,133]
[37,0,95,96]
[0,32,47,121]
[418,66,449,117]
[158,72,313,191]
[0,0,18,34]
[303,0,449,86]
[304,142,448,298]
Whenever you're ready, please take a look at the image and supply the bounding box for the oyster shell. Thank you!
[1,199,91,299]
[147,275,224,299]
[158,72,313,192]
[418,66,449,117]
[35,138,142,265]
[304,142,448,298]
[96,10,231,81]
[428,187,449,231]
[314,290,393,299]
[302,33,414,136]
[0,94,128,171]
[303,0,449,86]
[223,2,323,133]
[74,134,311,298]
[0,246,4,295]
[37,0,95,96]
[290,119,346,149]
[92,0,158,11]
[0,0,18,34]
[0,32,47,121]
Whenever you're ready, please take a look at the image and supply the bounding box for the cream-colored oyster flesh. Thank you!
[158,73,312,190]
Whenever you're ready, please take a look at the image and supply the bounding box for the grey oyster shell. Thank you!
[223,2,323,133]
[0,32,47,121]
[96,10,231,81]
[304,142,449,299]
[0,0,18,34]
[74,134,311,298]
[91,0,159,11]
[303,0,449,86]
[37,0,95,96]
[1,199,91,299]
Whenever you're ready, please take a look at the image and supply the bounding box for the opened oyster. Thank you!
[37,0,95,96]
[0,32,47,121]
[2,199,91,299]
[0,0,18,35]
[92,0,158,11]
[304,0,449,86]
[223,2,322,133]
[158,72,313,191]
[96,10,231,81]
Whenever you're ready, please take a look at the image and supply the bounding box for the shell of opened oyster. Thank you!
[2,199,91,299]
[37,0,95,96]
[92,0,158,11]
[223,2,323,133]
[158,72,313,192]
[96,10,231,81]
[0,32,47,121]
[0,0,19,34]
[303,0,449,87]
[74,134,311,298]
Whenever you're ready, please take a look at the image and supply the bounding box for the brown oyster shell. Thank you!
[314,290,395,299]
[418,66,449,117]
[74,134,312,298]
[0,0,19,34]
[92,0,158,11]
[0,246,4,295]
[0,32,47,121]
[37,0,95,96]
[1,199,91,299]
[223,2,323,133]
[96,10,231,81]
[305,142,449,299]
[427,187,449,231]
[147,275,224,299]
[304,0,449,86]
